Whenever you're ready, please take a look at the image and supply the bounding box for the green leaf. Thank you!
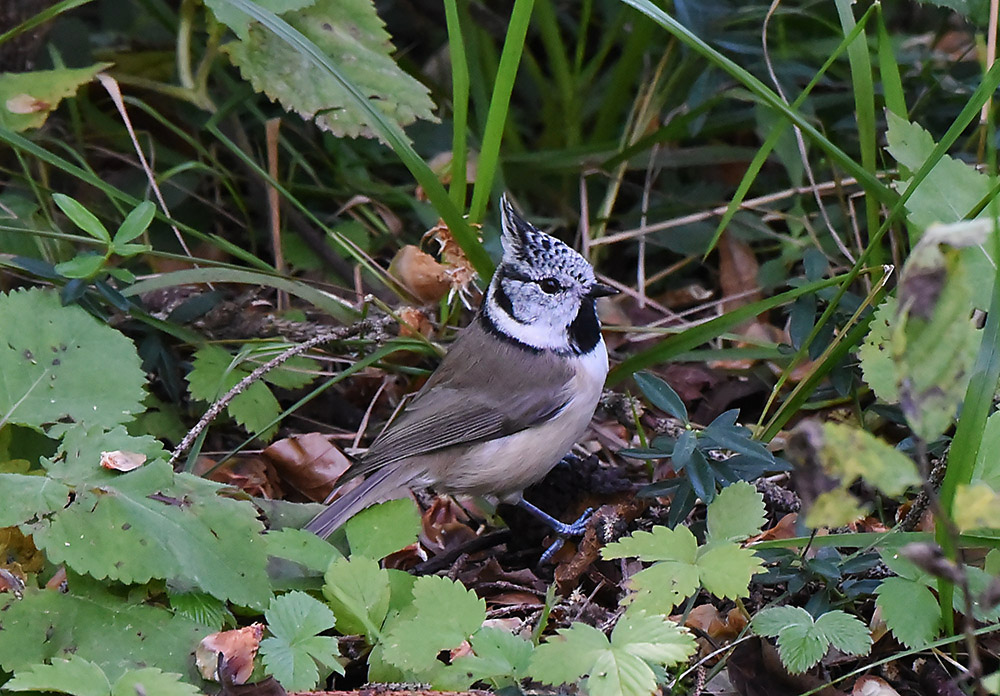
[383,575,486,673]
[953,483,1000,531]
[186,345,282,440]
[0,64,111,132]
[804,487,869,528]
[260,591,344,691]
[0,586,209,683]
[448,627,533,687]
[706,481,766,542]
[110,668,202,696]
[55,254,107,279]
[322,555,391,641]
[0,288,147,431]
[52,193,111,242]
[973,411,1000,490]
[626,560,702,613]
[217,0,436,140]
[5,655,112,696]
[696,541,764,600]
[876,577,941,648]
[112,201,156,246]
[0,473,70,526]
[344,498,421,560]
[602,524,698,563]
[858,297,900,402]
[634,372,688,422]
[265,527,342,573]
[29,461,272,607]
[259,354,319,390]
[813,611,872,656]
[529,614,695,696]
[168,591,232,629]
[752,607,870,674]
[819,423,921,495]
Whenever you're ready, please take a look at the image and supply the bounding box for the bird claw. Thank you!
[539,507,594,565]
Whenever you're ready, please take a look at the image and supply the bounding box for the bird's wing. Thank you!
[347,320,575,477]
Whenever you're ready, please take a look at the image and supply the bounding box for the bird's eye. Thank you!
[538,278,561,294]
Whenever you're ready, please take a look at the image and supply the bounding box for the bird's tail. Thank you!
[303,465,413,539]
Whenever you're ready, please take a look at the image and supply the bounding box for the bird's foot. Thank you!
[515,499,594,564]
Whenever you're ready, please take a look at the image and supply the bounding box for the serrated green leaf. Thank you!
[50,425,166,481]
[585,650,657,696]
[602,524,698,563]
[55,254,106,279]
[168,591,232,629]
[876,577,941,648]
[775,624,828,674]
[344,498,420,560]
[186,345,281,440]
[819,423,921,495]
[812,611,871,656]
[626,561,701,612]
[110,668,202,696]
[5,655,111,696]
[611,612,696,666]
[752,606,812,637]
[0,64,111,132]
[29,461,271,607]
[0,587,209,683]
[0,473,70,526]
[322,555,390,640]
[265,527,342,573]
[382,575,486,673]
[858,296,900,402]
[804,487,869,528]
[261,591,343,690]
[53,194,111,242]
[529,622,609,686]
[218,0,436,140]
[697,541,763,600]
[0,289,147,431]
[259,354,319,390]
[112,202,155,246]
[447,627,534,687]
[634,372,688,422]
[707,481,766,542]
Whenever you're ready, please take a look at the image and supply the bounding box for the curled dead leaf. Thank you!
[262,433,352,502]
[852,675,902,696]
[397,306,434,338]
[195,623,264,684]
[389,245,452,303]
[100,450,147,472]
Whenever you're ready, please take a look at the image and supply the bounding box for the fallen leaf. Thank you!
[389,245,452,303]
[100,450,147,472]
[262,433,352,502]
[196,623,264,684]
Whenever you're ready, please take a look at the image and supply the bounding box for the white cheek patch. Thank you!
[484,292,572,352]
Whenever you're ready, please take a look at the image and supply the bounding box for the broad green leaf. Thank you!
[0,289,146,431]
[168,591,232,629]
[812,611,872,656]
[52,194,111,242]
[0,64,111,132]
[448,627,534,687]
[186,345,280,440]
[5,655,111,696]
[344,498,421,560]
[625,560,701,612]
[634,372,687,422]
[804,487,869,528]
[382,575,486,672]
[819,423,921,495]
[260,591,343,691]
[610,611,696,665]
[706,481,766,542]
[30,461,271,607]
[696,541,763,600]
[110,668,202,696]
[112,202,156,246]
[265,527,342,573]
[602,524,698,563]
[219,0,436,140]
[875,577,940,648]
[0,587,209,683]
[0,473,70,526]
[49,425,166,482]
[953,483,1000,531]
[585,650,656,696]
[259,353,319,390]
[55,254,106,279]
[322,555,391,640]
[529,622,609,686]
[752,606,809,637]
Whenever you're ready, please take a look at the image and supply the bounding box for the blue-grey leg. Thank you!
[516,498,594,563]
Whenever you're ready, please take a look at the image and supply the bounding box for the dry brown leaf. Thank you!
[852,675,902,696]
[748,512,799,545]
[262,433,352,502]
[397,306,434,338]
[193,455,282,499]
[718,230,763,317]
[420,497,477,553]
[100,450,147,472]
[196,623,264,684]
[389,245,452,303]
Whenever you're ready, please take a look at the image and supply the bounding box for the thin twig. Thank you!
[168,315,392,468]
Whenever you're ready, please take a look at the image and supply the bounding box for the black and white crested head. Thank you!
[480,195,615,355]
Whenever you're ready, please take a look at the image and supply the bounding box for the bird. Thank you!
[304,195,616,557]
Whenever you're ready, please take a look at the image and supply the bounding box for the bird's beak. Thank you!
[588,282,619,298]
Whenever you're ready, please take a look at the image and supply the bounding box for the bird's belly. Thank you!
[427,344,607,497]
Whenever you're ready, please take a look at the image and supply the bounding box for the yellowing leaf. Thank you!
[819,423,920,495]
[805,488,869,529]
[953,483,1000,532]
[0,64,111,132]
